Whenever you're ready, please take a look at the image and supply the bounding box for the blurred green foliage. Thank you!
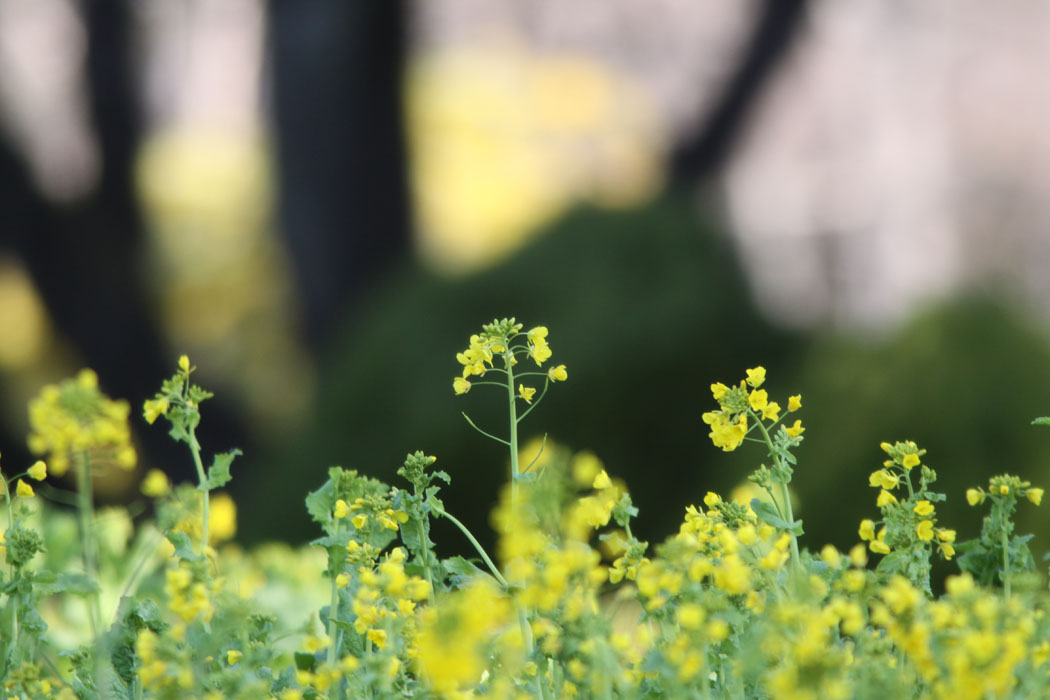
[243,190,1050,584]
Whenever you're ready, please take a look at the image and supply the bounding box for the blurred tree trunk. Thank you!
[268,0,412,350]
[671,0,808,182]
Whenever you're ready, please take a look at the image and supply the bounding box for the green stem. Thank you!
[188,429,210,553]
[753,418,801,571]
[1001,526,1011,599]
[433,507,508,588]
[506,357,520,502]
[75,452,102,638]
[415,516,436,606]
[328,557,339,667]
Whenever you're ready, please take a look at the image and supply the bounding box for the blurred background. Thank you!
[2,0,1050,582]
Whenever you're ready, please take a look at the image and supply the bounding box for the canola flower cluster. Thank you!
[6,337,1050,700]
[26,368,136,476]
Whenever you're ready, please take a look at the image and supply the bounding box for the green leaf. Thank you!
[305,479,336,531]
[1033,417,1050,426]
[166,531,202,562]
[294,651,318,672]
[310,532,354,549]
[750,498,804,536]
[201,449,241,490]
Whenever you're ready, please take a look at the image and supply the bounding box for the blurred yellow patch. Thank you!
[407,47,665,273]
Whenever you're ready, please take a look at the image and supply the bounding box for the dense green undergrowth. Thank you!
[3,318,1050,700]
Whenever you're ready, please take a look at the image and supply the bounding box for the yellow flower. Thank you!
[711,383,729,401]
[901,454,920,470]
[966,488,984,506]
[748,389,768,412]
[858,519,876,541]
[938,542,955,560]
[936,529,956,543]
[1028,488,1044,506]
[453,377,471,395]
[143,397,170,425]
[209,492,237,544]
[226,650,242,665]
[876,490,897,507]
[870,531,890,554]
[548,364,568,382]
[352,514,368,529]
[788,394,802,412]
[916,520,934,541]
[178,355,190,372]
[869,469,898,490]
[592,470,612,490]
[527,326,548,344]
[785,420,805,438]
[141,469,171,498]
[913,500,935,517]
[27,460,47,481]
[518,384,536,403]
[334,499,349,518]
[745,367,766,388]
[16,479,34,498]
[761,401,780,422]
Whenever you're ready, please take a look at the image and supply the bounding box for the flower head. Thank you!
[27,460,47,481]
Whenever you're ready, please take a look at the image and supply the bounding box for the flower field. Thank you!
[3,317,1050,699]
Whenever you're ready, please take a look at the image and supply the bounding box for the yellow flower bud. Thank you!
[178,355,190,372]
[27,460,47,481]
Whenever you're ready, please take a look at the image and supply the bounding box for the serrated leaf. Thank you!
[166,531,202,562]
[201,449,241,490]
[749,499,804,536]
[305,480,336,531]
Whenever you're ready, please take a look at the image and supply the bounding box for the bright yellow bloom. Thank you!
[936,529,956,543]
[745,367,766,388]
[876,489,897,507]
[352,514,368,529]
[592,470,612,490]
[901,453,920,470]
[178,355,191,372]
[518,384,536,403]
[858,519,876,541]
[143,397,169,425]
[748,389,768,412]
[141,469,171,497]
[761,401,781,422]
[869,469,898,490]
[16,479,34,498]
[453,377,471,395]
[966,488,984,506]
[785,419,805,438]
[334,499,350,518]
[209,492,237,544]
[527,326,548,344]
[916,520,934,541]
[913,500,935,517]
[788,394,802,412]
[711,383,729,401]
[938,542,955,559]
[1028,488,1044,506]
[548,364,568,382]
[870,536,890,555]
[226,650,242,665]
[27,460,47,481]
